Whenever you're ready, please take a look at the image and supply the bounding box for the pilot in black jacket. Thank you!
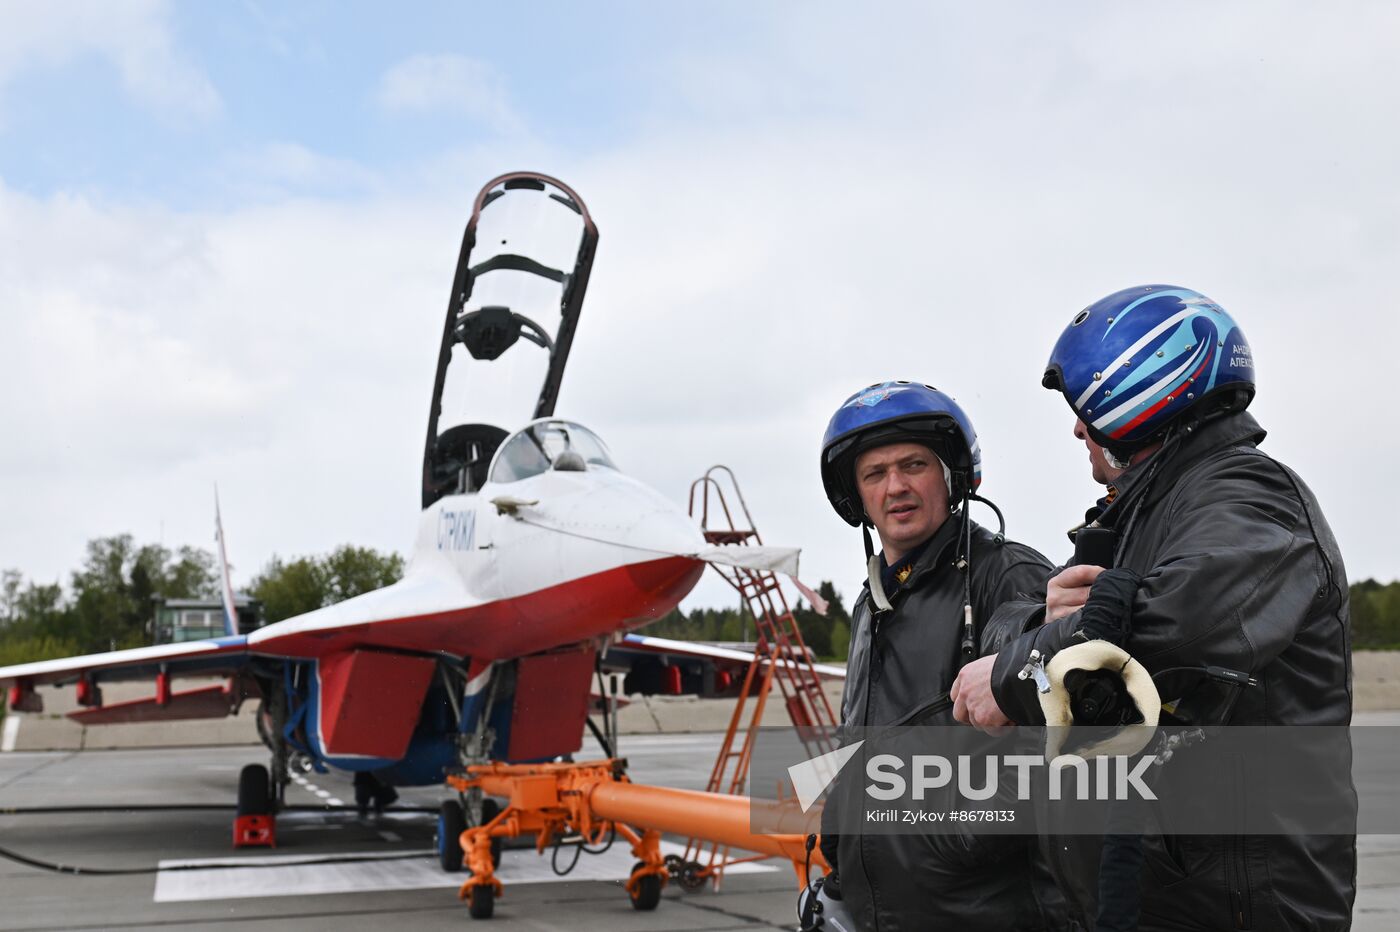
[817,381,1062,932]
[951,286,1356,931]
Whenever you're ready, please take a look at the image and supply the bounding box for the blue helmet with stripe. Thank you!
[1043,285,1256,457]
[821,381,982,527]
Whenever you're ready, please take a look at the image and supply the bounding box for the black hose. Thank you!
[551,837,584,875]
[967,492,1006,543]
[593,656,616,758]
[585,715,615,758]
[0,843,434,877]
[549,824,617,876]
[1,803,438,815]
[0,802,442,875]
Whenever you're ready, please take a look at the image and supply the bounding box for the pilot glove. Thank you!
[1074,568,1141,645]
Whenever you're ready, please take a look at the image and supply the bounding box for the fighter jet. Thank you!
[0,173,818,852]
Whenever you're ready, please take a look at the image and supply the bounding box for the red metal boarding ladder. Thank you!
[677,466,839,890]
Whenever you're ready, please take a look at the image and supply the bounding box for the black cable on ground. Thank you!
[0,803,441,875]
[0,843,434,876]
[0,804,438,815]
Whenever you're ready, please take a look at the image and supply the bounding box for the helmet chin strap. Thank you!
[862,519,894,613]
[1104,447,1133,471]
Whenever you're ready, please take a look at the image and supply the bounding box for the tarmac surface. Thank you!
[0,733,800,931]
[0,729,1396,931]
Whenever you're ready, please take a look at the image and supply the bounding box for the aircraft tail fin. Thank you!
[214,487,239,638]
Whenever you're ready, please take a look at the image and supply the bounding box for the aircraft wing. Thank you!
[618,633,846,679]
[692,545,800,577]
[0,636,252,690]
[607,626,845,694]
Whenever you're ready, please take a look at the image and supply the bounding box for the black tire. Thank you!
[629,861,662,911]
[677,859,706,891]
[468,884,494,919]
[237,764,271,816]
[438,800,467,873]
[479,799,503,869]
[353,772,375,816]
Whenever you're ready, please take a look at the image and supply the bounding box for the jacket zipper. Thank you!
[1227,761,1253,929]
[859,606,887,930]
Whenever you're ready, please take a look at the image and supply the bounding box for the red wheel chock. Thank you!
[233,813,276,848]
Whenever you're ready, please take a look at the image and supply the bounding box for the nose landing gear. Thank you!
[233,763,276,848]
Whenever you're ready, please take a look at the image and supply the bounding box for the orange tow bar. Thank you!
[445,759,824,919]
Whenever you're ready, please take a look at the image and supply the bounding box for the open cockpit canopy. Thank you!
[489,419,618,484]
[423,173,598,506]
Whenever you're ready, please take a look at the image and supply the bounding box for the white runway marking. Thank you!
[289,771,344,807]
[152,840,775,903]
[1,714,19,752]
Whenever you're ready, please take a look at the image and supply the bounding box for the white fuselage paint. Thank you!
[0,418,710,687]
[246,452,706,649]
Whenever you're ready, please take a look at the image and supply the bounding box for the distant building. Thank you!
[152,595,264,644]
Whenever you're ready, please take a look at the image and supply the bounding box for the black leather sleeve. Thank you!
[975,544,1053,658]
[992,451,1320,724]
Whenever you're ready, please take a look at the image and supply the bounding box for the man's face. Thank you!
[1074,418,1124,486]
[854,442,950,561]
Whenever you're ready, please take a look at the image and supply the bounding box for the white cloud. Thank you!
[374,53,519,132]
[0,0,220,120]
[0,179,457,583]
[2,2,1397,607]
[219,142,382,199]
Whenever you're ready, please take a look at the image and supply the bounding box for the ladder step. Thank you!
[703,530,755,545]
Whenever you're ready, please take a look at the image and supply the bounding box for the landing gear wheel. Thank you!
[629,861,662,911]
[353,772,399,815]
[438,800,466,872]
[237,764,271,815]
[354,773,374,816]
[678,860,706,891]
[468,884,495,919]
[479,798,503,869]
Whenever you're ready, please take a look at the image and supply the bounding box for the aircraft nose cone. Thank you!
[572,475,706,558]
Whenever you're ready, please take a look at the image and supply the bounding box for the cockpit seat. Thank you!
[429,423,509,501]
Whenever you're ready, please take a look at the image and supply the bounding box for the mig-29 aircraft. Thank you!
[0,173,821,856]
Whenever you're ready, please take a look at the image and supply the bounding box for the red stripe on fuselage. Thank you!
[251,556,705,662]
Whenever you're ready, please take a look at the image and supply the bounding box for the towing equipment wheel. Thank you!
[468,884,495,919]
[438,800,466,872]
[629,861,662,911]
[479,798,503,868]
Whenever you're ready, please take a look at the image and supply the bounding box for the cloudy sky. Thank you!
[1,1,1396,614]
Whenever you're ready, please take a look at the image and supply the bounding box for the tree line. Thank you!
[1350,579,1400,649]
[0,535,403,668]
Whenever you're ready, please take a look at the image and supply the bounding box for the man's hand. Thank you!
[1046,564,1106,622]
[950,654,1013,734]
